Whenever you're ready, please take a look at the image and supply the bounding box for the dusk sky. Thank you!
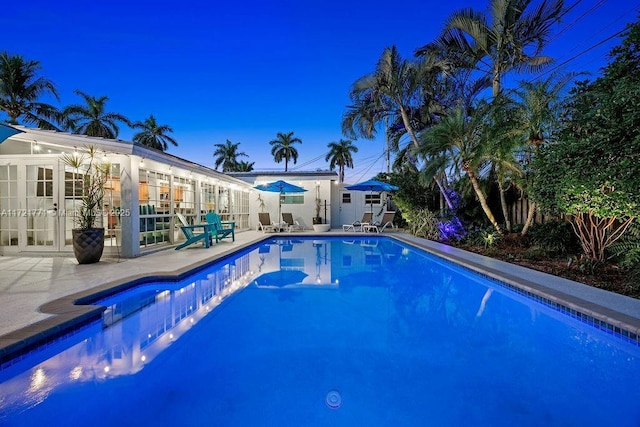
[3,0,638,183]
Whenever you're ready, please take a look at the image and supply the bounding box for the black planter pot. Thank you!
[72,228,105,264]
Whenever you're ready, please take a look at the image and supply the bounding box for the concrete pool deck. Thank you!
[1,229,640,364]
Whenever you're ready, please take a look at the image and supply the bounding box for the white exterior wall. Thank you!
[0,127,252,257]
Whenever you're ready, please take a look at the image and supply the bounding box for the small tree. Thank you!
[531,20,640,262]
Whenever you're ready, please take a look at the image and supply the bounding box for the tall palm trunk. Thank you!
[466,167,504,235]
[498,181,511,232]
[400,105,454,209]
[521,201,536,236]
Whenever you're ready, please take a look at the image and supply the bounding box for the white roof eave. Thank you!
[8,126,251,188]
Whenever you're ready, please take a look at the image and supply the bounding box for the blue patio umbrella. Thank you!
[345,179,398,213]
[254,180,307,223]
[0,123,23,143]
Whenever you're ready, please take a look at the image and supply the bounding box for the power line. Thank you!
[351,151,387,183]
[548,0,607,43]
[532,25,630,82]
[289,151,329,171]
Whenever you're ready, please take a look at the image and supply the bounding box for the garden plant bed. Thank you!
[454,236,639,299]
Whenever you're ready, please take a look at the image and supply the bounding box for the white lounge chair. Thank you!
[363,211,396,233]
[342,212,372,232]
[258,212,278,233]
[282,212,303,232]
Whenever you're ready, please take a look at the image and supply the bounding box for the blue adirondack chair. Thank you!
[205,212,235,243]
[175,213,212,250]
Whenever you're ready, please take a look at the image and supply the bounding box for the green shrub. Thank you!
[609,220,640,271]
[461,225,496,247]
[403,208,441,240]
[528,221,580,256]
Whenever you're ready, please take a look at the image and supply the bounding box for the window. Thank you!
[36,167,53,197]
[281,194,304,204]
[365,194,381,205]
[342,193,351,204]
[138,169,172,248]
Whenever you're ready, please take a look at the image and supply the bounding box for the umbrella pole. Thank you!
[370,190,373,214]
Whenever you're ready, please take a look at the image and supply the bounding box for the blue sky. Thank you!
[3,0,637,182]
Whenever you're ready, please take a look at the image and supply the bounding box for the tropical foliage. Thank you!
[269,131,302,171]
[213,139,249,172]
[132,115,178,151]
[0,51,62,129]
[325,139,358,182]
[235,160,255,172]
[339,1,639,275]
[417,0,565,98]
[63,90,131,138]
[531,21,640,261]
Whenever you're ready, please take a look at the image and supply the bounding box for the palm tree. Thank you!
[213,139,248,172]
[63,90,131,138]
[479,95,525,232]
[417,0,565,99]
[344,46,435,149]
[0,52,62,129]
[269,131,302,171]
[418,105,504,235]
[235,160,255,172]
[325,139,358,183]
[510,72,577,235]
[131,115,178,151]
[343,46,453,208]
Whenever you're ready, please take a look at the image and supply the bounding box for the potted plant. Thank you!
[62,146,110,264]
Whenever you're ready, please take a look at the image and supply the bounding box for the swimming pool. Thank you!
[1,236,639,426]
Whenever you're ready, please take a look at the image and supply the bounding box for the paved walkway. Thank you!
[0,230,266,337]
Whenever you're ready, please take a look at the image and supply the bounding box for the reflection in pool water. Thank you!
[1,237,639,426]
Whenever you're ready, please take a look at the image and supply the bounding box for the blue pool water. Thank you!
[1,237,639,426]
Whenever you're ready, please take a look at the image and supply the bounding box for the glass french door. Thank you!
[20,161,62,251]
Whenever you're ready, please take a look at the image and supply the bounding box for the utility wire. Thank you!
[532,1,640,80]
[548,0,607,43]
[532,25,630,82]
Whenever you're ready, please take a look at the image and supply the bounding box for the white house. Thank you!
[230,171,338,230]
[0,125,252,257]
[0,124,393,258]
[231,171,393,230]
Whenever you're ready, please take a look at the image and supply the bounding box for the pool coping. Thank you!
[2,231,640,365]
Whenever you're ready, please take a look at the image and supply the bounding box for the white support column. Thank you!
[120,156,140,257]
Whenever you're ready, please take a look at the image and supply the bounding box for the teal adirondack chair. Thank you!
[175,212,212,250]
[205,212,235,243]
